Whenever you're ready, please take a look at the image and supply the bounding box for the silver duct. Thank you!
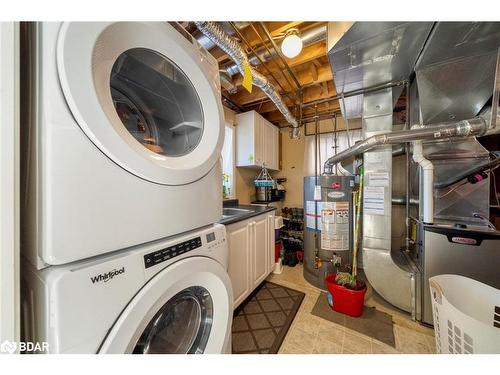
[323,116,490,174]
[195,21,300,137]
[224,25,327,77]
[361,88,414,313]
[196,22,250,50]
[219,70,237,94]
[414,23,500,125]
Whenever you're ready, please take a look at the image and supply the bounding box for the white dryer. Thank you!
[21,22,224,268]
[22,224,233,354]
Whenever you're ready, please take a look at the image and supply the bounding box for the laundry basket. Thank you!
[429,274,500,354]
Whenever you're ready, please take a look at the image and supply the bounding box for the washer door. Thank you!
[57,22,224,185]
[99,257,232,354]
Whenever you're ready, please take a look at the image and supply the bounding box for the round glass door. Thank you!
[58,22,224,185]
[133,286,213,354]
[110,48,204,157]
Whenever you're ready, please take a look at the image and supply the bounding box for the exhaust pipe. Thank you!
[195,21,300,138]
[412,138,434,224]
[323,116,489,174]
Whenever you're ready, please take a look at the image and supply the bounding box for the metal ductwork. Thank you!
[415,22,500,125]
[324,21,500,316]
[196,22,250,50]
[323,116,490,174]
[195,21,300,138]
[328,22,434,119]
[361,87,415,312]
[219,70,237,94]
[325,23,435,313]
[224,25,327,77]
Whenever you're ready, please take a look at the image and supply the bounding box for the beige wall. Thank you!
[235,129,306,208]
[233,117,359,208]
[280,130,305,208]
[235,167,259,204]
[230,108,363,207]
[304,116,362,135]
[223,106,236,125]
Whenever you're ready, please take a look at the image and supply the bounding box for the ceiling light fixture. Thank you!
[280,29,303,59]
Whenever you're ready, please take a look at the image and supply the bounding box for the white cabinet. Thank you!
[236,110,279,171]
[226,220,251,307]
[251,216,268,288]
[226,211,275,309]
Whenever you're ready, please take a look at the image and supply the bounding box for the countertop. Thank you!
[218,204,276,226]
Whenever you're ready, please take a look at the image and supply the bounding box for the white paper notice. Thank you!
[305,200,319,229]
[368,172,390,187]
[363,186,385,215]
[320,201,349,251]
[313,185,322,200]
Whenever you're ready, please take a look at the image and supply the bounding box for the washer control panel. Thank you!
[143,236,202,269]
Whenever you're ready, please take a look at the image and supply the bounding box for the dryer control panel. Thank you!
[143,236,202,269]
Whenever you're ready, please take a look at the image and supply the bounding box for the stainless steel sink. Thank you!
[221,207,253,221]
[222,207,252,216]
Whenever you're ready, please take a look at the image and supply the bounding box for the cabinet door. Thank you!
[264,122,272,169]
[267,214,275,274]
[269,125,276,170]
[261,121,278,171]
[274,127,280,170]
[235,111,255,167]
[254,114,264,167]
[251,216,268,288]
[227,221,251,308]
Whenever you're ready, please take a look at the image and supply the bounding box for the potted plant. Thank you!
[324,166,367,317]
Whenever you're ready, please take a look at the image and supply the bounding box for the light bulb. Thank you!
[281,33,303,58]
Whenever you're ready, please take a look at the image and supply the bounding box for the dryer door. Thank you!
[99,256,233,354]
[57,22,224,185]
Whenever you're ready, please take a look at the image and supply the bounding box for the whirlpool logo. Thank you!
[90,267,125,284]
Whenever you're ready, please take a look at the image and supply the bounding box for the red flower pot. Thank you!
[324,273,367,317]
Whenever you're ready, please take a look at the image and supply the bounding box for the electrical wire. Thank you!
[436,162,500,200]
[492,167,500,208]
[436,181,467,199]
[340,92,352,148]
[330,117,338,175]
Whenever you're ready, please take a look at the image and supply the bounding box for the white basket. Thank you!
[429,274,500,354]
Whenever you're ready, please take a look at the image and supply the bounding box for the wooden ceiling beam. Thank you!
[221,39,327,82]
[246,97,294,114]
[231,78,336,108]
[264,101,341,123]
[232,61,332,91]
[259,84,341,124]
[210,22,308,64]
[309,63,318,82]
[263,22,304,37]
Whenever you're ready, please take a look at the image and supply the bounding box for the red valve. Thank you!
[332,182,341,189]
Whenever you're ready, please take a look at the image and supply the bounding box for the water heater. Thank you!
[303,175,355,289]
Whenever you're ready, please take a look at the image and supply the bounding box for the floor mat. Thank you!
[311,292,395,347]
[231,281,305,354]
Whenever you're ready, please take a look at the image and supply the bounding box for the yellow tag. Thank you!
[242,61,253,93]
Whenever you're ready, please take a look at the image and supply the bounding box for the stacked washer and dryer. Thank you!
[20,22,233,353]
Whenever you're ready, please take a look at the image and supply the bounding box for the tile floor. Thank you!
[267,264,437,354]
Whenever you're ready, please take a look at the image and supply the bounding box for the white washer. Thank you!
[22,22,224,268]
[22,224,233,353]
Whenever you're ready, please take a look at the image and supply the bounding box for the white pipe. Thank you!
[412,139,434,224]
